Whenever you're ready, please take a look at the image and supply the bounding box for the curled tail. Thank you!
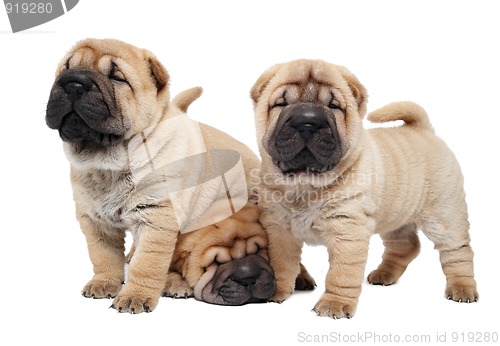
[367,101,434,132]
[172,86,203,113]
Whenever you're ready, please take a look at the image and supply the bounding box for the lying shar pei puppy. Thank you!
[45,38,313,312]
[250,59,478,319]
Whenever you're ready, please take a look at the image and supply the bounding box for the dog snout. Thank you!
[58,70,95,102]
[63,81,86,103]
[288,104,329,140]
[200,254,275,305]
[230,257,262,286]
[63,82,85,103]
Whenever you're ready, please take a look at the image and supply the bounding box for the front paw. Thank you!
[446,284,479,303]
[163,273,193,299]
[270,288,293,303]
[111,288,160,314]
[82,279,123,299]
[313,293,358,319]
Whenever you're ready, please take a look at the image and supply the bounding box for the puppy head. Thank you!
[250,59,367,183]
[45,38,170,168]
[170,203,276,305]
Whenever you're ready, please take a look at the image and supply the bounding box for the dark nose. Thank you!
[58,71,94,103]
[63,82,86,103]
[288,105,329,139]
[231,259,261,285]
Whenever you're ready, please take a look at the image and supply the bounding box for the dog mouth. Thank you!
[276,149,334,174]
[59,112,123,147]
[267,103,343,175]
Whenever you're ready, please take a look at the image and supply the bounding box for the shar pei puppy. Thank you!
[250,59,478,319]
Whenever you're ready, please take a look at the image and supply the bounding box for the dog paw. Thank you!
[445,284,479,303]
[313,293,358,319]
[270,289,293,303]
[111,289,159,314]
[82,279,123,299]
[163,276,193,299]
[367,269,396,286]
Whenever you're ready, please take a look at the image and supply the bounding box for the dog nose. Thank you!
[289,106,329,139]
[58,71,94,103]
[63,82,86,102]
[230,259,261,285]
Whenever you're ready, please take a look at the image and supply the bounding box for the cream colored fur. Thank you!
[251,59,478,319]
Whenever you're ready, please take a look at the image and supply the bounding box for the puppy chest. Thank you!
[289,209,323,245]
[76,172,135,227]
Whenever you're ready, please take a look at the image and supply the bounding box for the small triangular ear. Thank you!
[250,63,282,104]
[145,50,169,91]
[337,66,368,117]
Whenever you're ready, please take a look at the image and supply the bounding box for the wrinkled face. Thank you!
[251,59,368,181]
[46,38,169,154]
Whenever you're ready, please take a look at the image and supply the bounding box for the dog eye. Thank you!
[110,72,126,83]
[110,71,126,83]
[272,98,288,108]
[328,92,341,109]
[109,63,127,83]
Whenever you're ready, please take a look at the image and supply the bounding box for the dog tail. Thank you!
[172,86,203,113]
[367,101,434,132]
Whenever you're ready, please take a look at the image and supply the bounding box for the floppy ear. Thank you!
[144,50,169,92]
[337,66,368,117]
[250,63,282,104]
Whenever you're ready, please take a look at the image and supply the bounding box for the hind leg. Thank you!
[295,263,316,291]
[422,220,478,303]
[368,223,420,286]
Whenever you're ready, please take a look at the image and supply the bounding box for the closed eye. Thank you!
[271,91,288,109]
[328,91,341,110]
[109,62,127,83]
[272,98,288,108]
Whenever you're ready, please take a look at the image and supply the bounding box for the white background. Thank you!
[1,1,499,345]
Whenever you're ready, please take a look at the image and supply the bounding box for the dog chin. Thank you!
[269,162,335,187]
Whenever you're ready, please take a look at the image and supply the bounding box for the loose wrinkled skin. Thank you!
[251,59,478,319]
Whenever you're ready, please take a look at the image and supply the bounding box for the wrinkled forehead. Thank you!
[57,39,146,74]
[274,60,346,89]
[269,60,349,102]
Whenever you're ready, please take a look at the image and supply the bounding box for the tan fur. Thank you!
[251,59,478,319]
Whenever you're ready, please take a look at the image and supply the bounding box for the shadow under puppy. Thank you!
[45,38,314,313]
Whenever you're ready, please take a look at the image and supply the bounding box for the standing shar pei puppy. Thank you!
[250,59,478,319]
[45,38,284,313]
